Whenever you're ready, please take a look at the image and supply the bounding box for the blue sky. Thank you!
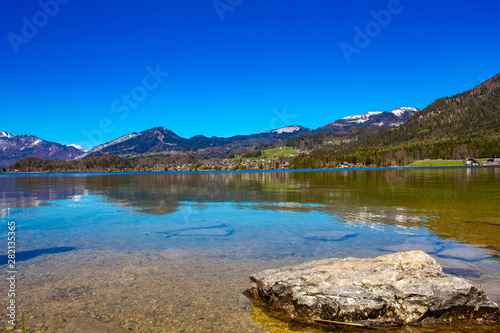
[1,0,499,149]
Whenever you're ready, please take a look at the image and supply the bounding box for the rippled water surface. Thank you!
[1,168,499,332]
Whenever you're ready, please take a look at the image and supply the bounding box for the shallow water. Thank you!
[1,167,499,332]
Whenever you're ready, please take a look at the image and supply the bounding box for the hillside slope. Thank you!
[291,74,500,168]
[8,155,132,172]
[375,74,500,145]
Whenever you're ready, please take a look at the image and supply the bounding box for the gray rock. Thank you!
[302,231,358,241]
[244,251,499,328]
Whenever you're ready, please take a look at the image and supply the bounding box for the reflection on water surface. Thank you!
[1,167,499,332]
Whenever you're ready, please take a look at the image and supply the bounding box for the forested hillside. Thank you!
[377,74,500,144]
[291,74,500,168]
[9,155,132,172]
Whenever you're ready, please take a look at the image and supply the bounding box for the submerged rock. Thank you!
[436,257,483,278]
[158,222,234,237]
[381,237,442,254]
[244,251,499,328]
[302,231,358,241]
[437,246,490,261]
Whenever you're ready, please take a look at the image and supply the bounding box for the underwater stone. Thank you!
[381,238,442,254]
[302,231,358,241]
[436,247,490,261]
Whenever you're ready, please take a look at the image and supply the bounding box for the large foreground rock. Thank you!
[244,251,499,328]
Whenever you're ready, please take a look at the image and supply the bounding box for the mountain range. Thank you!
[0,107,417,168]
[0,132,86,169]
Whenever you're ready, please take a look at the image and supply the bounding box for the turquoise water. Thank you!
[1,168,499,332]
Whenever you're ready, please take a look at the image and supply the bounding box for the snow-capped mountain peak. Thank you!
[340,108,418,125]
[342,111,384,123]
[67,144,88,152]
[0,131,14,138]
[0,133,90,168]
[258,126,307,134]
[390,107,419,117]
[317,107,419,133]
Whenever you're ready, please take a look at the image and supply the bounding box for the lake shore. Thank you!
[2,163,499,176]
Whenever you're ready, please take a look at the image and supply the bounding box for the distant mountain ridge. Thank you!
[0,132,85,168]
[78,107,415,160]
[257,126,310,134]
[1,107,417,167]
[316,107,418,133]
[80,126,313,160]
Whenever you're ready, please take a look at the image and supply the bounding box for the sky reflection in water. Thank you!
[1,168,500,331]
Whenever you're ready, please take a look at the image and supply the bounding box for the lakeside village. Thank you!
[132,148,500,172]
[5,146,500,173]
[144,148,308,172]
[157,156,500,172]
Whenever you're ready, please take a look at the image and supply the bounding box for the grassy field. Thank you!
[406,159,489,167]
[262,148,297,158]
[230,148,298,161]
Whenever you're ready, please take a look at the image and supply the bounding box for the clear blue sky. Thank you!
[1,0,499,149]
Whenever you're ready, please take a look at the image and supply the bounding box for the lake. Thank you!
[1,167,499,332]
